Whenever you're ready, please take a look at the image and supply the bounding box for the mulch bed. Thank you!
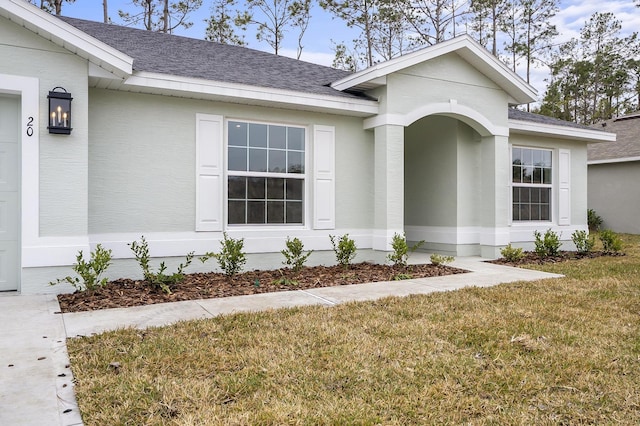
[488,250,624,266]
[57,263,468,313]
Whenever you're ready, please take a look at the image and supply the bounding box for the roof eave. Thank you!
[2,0,133,78]
[104,71,379,117]
[509,119,617,143]
[331,35,537,105]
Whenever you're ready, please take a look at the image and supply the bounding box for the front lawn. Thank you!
[67,235,640,424]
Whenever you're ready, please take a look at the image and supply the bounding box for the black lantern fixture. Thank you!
[47,87,72,135]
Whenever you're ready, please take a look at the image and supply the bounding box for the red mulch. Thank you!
[57,263,468,313]
[488,250,624,266]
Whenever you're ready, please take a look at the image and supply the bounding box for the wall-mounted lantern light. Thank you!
[47,87,72,135]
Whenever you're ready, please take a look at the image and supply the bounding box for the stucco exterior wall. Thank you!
[0,16,89,238]
[588,162,640,234]
[404,115,458,228]
[386,53,509,128]
[88,89,374,235]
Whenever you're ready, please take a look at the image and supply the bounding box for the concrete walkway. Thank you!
[0,256,563,425]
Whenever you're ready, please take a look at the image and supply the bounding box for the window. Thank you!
[227,121,305,225]
[512,147,552,221]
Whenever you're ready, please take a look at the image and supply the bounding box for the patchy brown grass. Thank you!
[67,235,640,425]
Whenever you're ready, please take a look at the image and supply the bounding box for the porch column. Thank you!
[480,134,510,258]
[373,124,404,250]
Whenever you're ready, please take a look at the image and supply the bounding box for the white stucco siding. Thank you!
[456,122,481,227]
[0,16,89,238]
[404,116,458,228]
[588,162,640,234]
[385,53,509,128]
[88,89,374,235]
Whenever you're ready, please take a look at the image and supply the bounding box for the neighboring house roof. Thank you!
[331,34,537,105]
[509,109,615,143]
[57,16,363,101]
[588,113,640,164]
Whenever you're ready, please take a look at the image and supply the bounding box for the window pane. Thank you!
[541,188,550,203]
[513,187,520,203]
[269,150,286,173]
[267,201,285,223]
[247,177,265,199]
[249,148,267,172]
[531,204,540,220]
[286,179,303,200]
[228,176,246,199]
[531,188,540,203]
[512,204,520,221]
[542,150,552,167]
[533,167,543,184]
[512,165,522,183]
[520,204,530,221]
[288,127,304,151]
[286,201,303,223]
[523,149,532,166]
[543,168,552,184]
[248,123,267,147]
[228,200,246,224]
[523,167,533,183]
[247,201,265,223]
[512,147,522,165]
[267,178,285,200]
[229,122,247,147]
[269,126,286,149]
[288,151,304,173]
[521,187,530,203]
[533,149,543,166]
[228,147,247,171]
[541,204,550,221]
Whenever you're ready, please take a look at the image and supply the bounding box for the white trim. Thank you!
[404,225,510,247]
[2,0,133,78]
[509,119,616,143]
[122,72,379,116]
[588,156,640,165]
[363,101,509,137]
[331,34,536,104]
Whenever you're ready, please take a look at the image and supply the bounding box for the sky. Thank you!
[59,0,640,100]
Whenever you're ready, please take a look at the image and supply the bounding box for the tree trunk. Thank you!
[163,0,170,33]
[103,0,108,23]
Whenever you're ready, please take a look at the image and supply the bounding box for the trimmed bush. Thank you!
[129,236,194,294]
[430,253,455,266]
[571,230,595,254]
[500,244,524,262]
[387,232,425,267]
[201,232,246,277]
[533,229,561,258]
[599,229,623,253]
[329,234,357,268]
[588,209,603,232]
[281,237,313,272]
[49,244,112,292]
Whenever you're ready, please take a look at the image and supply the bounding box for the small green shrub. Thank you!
[533,229,562,258]
[201,232,247,277]
[599,229,623,253]
[500,244,524,262]
[281,237,313,272]
[387,233,425,267]
[129,236,194,294]
[49,244,112,292]
[587,209,603,232]
[571,230,595,254]
[329,234,357,268]
[430,253,455,266]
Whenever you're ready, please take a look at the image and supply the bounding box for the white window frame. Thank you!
[224,118,310,228]
[510,146,554,224]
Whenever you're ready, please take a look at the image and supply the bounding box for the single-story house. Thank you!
[0,0,615,294]
[588,113,640,234]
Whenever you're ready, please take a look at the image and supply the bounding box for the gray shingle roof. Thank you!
[508,108,598,131]
[588,113,640,161]
[58,16,363,100]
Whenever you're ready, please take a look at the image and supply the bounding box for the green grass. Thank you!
[67,235,640,425]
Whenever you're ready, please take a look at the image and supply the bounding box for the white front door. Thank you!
[0,95,20,291]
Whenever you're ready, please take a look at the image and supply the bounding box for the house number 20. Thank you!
[26,116,34,137]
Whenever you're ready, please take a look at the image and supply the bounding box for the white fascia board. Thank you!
[331,35,536,104]
[509,119,617,143]
[588,156,640,165]
[123,71,380,116]
[3,0,133,77]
